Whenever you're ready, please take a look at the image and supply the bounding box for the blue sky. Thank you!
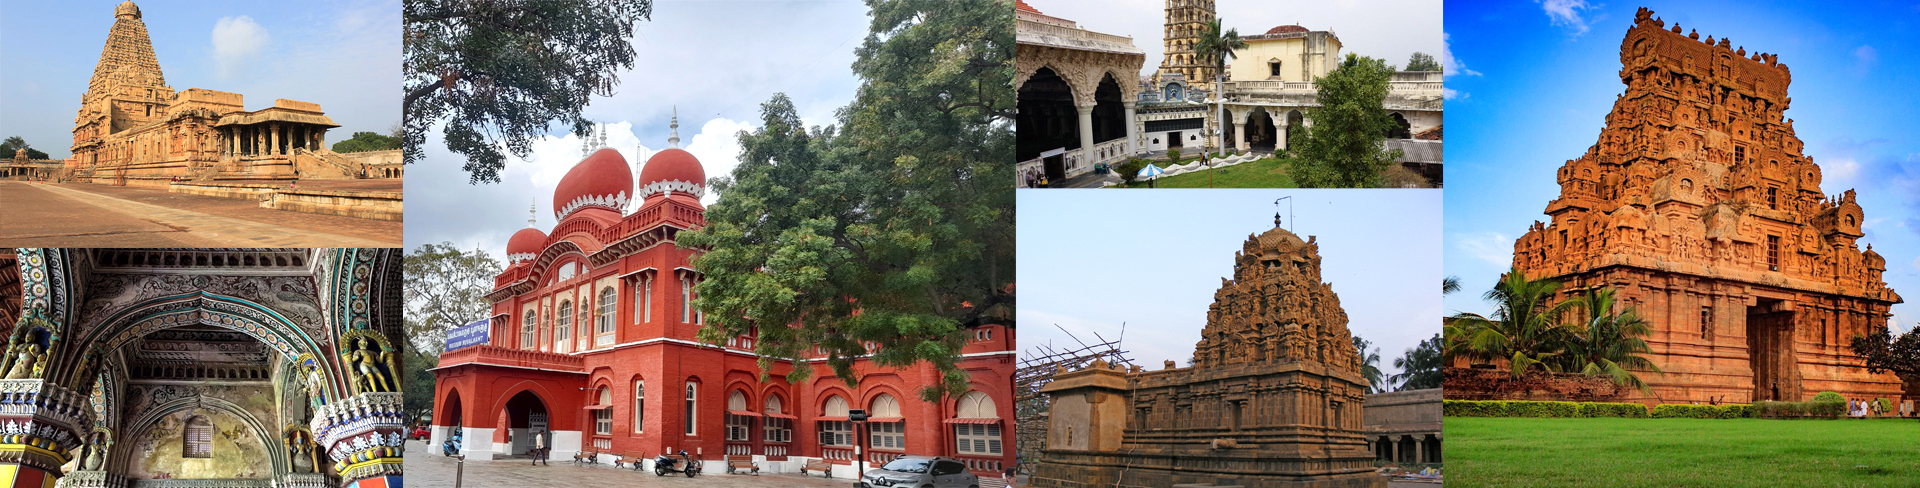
[403,0,868,259]
[1444,0,1920,334]
[1017,189,1442,387]
[0,0,400,159]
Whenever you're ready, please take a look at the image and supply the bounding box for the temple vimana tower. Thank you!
[1032,220,1381,488]
[1512,8,1905,404]
[69,1,362,187]
[1159,0,1216,82]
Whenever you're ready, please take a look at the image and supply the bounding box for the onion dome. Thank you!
[116,1,141,19]
[553,147,633,220]
[637,148,706,202]
[1265,24,1308,35]
[507,227,547,264]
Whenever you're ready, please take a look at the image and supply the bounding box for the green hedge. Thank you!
[1445,400,1766,419]
[1650,404,1753,419]
[1754,399,1847,419]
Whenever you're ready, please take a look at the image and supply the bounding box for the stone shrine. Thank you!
[1031,220,1381,488]
[1510,8,1906,404]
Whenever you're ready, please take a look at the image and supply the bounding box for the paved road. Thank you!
[404,441,858,488]
[0,181,399,247]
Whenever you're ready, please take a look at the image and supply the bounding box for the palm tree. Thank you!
[1193,18,1246,155]
[1353,336,1387,393]
[1443,276,1461,295]
[1561,287,1662,392]
[1447,267,1580,376]
[1391,333,1444,390]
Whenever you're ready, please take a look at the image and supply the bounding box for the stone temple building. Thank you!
[1510,8,1906,405]
[1015,0,1146,184]
[0,248,404,488]
[429,121,1015,478]
[1158,0,1217,83]
[68,2,386,187]
[1032,220,1381,488]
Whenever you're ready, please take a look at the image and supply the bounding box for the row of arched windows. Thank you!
[583,380,1002,455]
[518,270,703,352]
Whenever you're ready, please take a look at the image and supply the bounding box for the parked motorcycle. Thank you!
[442,433,462,457]
[653,450,701,477]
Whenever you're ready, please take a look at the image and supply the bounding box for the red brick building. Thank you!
[429,130,1015,477]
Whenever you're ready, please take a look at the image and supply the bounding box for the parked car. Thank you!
[861,456,978,488]
[410,426,429,440]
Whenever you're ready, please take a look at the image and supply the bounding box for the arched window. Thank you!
[555,301,573,353]
[184,416,213,458]
[1269,59,1282,77]
[684,381,698,435]
[521,309,536,350]
[597,287,617,345]
[953,391,1002,455]
[634,277,652,324]
[725,391,752,441]
[633,380,646,433]
[819,395,852,446]
[681,278,692,323]
[594,387,613,435]
[764,394,790,443]
[869,394,905,450]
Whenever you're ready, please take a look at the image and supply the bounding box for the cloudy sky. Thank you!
[404,0,870,259]
[1018,190,1443,389]
[1445,1,1920,334]
[1022,0,1444,77]
[0,0,399,159]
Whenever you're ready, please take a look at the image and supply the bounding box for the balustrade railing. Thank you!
[821,447,855,464]
[957,455,1004,472]
[764,444,788,460]
[725,442,752,456]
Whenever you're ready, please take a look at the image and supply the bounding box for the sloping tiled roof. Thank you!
[1016,0,1040,14]
[1266,24,1309,35]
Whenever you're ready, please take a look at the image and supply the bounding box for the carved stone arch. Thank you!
[108,393,289,478]
[64,292,343,401]
[1097,68,1140,102]
[325,248,402,339]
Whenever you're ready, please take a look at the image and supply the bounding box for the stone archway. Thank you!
[1018,66,1079,180]
[499,390,551,456]
[69,292,343,399]
[1246,109,1278,153]
[1387,112,1412,139]
[108,393,288,482]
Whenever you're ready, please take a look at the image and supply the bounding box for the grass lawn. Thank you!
[1124,156,1296,188]
[1447,417,1920,487]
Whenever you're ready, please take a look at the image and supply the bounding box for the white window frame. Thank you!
[871,420,905,450]
[955,423,1002,455]
[521,311,536,350]
[595,408,613,435]
[596,286,617,345]
[726,413,751,441]
[555,300,573,353]
[818,420,851,447]
[684,381,698,436]
[681,278,692,323]
[184,416,213,458]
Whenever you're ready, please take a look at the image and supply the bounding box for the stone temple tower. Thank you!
[1160,0,1217,82]
[72,1,174,167]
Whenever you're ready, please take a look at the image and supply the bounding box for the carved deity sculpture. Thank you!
[4,343,45,380]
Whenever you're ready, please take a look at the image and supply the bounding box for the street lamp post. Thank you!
[851,408,869,486]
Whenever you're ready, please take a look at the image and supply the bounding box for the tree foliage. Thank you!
[1850,326,1920,378]
[403,243,503,355]
[1193,18,1246,80]
[1286,53,1403,188]
[1405,52,1441,72]
[403,0,652,183]
[0,136,50,160]
[680,0,1013,402]
[1447,267,1579,376]
[1391,333,1444,390]
[1354,335,1386,393]
[330,131,403,153]
[1563,288,1661,392]
[402,335,440,419]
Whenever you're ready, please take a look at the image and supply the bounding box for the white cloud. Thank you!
[1456,231,1514,267]
[1440,32,1479,78]
[1823,158,1861,191]
[1443,88,1467,101]
[681,118,754,205]
[1912,255,1920,271]
[210,16,270,79]
[1537,0,1596,36]
[512,118,753,211]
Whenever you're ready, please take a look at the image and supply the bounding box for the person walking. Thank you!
[531,428,552,466]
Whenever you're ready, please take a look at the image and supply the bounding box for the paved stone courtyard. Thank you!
[404,441,862,488]
[0,181,400,247]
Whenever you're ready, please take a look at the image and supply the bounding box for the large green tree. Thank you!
[330,131,403,153]
[1850,326,1920,380]
[1404,52,1441,72]
[403,0,653,183]
[1561,287,1661,392]
[1391,333,1443,390]
[0,136,50,160]
[403,243,503,355]
[680,0,1013,402]
[1448,267,1579,376]
[1286,53,1403,188]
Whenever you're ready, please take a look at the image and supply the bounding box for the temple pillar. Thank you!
[1121,100,1140,156]
[1278,116,1292,151]
[1075,103,1095,171]
[1231,108,1250,154]
[0,311,95,488]
[270,123,280,156]
[319,392,405,488]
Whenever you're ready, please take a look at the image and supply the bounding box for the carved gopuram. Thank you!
[0,249,403,488]
[1510,8,1906,405]
[1032,221,1381,488]
[68,2,376,187]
